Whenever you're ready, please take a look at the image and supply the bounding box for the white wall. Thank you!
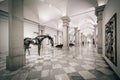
[102,0,120,77]
[0,15,8,53]
[24,20,38,38]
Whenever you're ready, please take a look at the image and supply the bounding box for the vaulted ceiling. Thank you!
[24,0,98,23]
[0,0,108,36]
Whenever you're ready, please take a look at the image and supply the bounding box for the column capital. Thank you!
[74,27,79,33]
[39,25,45,30]
[61,16,70,28]
[95,5,105,22]
[95,5,105,16]
[61,16,70,22]
[74,27,78,30]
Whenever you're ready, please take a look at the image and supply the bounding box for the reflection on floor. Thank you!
[0,44,119,80]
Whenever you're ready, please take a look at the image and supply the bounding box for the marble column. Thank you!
[6,0,25,71]
[38,25,45,35]
[78,30,81,45]
[61,16,70,50]
[41,26,45,35]
[95,5,105,54]
[93,25,97,47]
[62,32,63,44]
[74,27,79,47]
[40,25,45,48]
[81,33,86,45]
[59,32,62,44]
[56,31,59,44]
[54,35,57,45]
[38,24,41,35]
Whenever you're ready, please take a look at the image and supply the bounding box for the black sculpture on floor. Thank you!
[24,38,34,55]
[55,43,74,48]
[55,44,63,48]
[24,35,54,56]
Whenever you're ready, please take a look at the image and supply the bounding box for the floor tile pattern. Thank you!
[0,45,119,80]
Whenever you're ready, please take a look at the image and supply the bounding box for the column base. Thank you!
[6,54,26,71]
[63,46,69,50]
[75,44,79,47]
[97,47,102,54]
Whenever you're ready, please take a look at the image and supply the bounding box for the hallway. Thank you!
[0,0,120,79]
[0,44,119,80]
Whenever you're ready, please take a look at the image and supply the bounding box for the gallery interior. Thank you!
[0,0,120,80]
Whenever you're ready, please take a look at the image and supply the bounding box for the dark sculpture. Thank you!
[24,38,34,55]
[24,35,54,56]
[33,35,54,56]
[55,43,74,48]
[55,44,63,48]
[69,43,74,47]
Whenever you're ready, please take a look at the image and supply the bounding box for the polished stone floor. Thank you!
[0,44,119,80]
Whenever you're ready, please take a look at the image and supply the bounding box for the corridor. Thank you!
[0,44,119,80]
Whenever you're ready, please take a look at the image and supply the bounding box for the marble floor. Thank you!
[0,44,119,80]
